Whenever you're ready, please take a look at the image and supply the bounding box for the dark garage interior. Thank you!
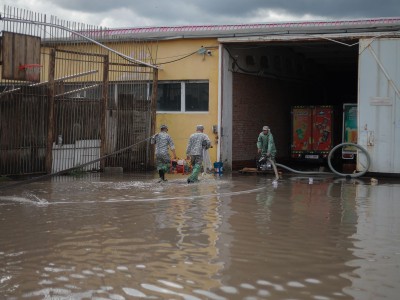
[227,38,360,170]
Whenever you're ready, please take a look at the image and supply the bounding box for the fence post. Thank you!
[100,54,109,171]
[149,68,158,169]
[45,48,56,174]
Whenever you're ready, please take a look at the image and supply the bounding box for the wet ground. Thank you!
[0,171,399,300]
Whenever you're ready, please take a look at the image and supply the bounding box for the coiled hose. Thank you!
[268,142,371,179]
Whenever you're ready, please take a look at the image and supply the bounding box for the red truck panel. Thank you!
[292,107,313,152]
[312,106,333,152]
[291,105,334,159]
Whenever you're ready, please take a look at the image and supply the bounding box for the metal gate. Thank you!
[0,5,157,176]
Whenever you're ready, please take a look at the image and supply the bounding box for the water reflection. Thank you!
[344,183,400,300]
[0,173,399,299]
[217,176,357,299]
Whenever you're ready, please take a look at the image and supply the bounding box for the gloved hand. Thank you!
[202,140,211,149]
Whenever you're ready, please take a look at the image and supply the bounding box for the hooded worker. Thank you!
[150,124,177,181]
[257,125,277,161]
[186,125,211,183]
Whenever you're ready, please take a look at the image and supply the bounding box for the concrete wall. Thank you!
[220,47,233,170]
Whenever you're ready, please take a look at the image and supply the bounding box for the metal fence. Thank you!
[0,5,158,176]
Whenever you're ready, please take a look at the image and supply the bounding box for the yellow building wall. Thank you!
[47,38,220,163]
[151,38,220,163]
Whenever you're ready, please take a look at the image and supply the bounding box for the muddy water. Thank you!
[0,173,399,299]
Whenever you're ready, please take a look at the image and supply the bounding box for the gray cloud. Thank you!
[48,0,400,18]
[5,0,400,27]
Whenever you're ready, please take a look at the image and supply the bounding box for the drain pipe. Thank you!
[275,162,333,175]
[267,158,280,181]
[327,142,371,178]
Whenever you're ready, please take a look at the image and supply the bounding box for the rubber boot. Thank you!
[162,164,170,181]
[187,164,201,183]
[158,164,170,182]
[158,169,165,181]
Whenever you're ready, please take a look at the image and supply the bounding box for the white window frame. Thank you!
[155,80,209,113]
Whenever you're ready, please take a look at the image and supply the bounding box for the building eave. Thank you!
[96,17,400,41]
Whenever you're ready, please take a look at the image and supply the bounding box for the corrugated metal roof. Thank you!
[96,17,400,40]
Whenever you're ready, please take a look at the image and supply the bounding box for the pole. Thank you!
[45,48,56,173]
[100,54,109,170]
[149,68,158,168]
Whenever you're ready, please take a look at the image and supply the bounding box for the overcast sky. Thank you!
[3,0,400,28]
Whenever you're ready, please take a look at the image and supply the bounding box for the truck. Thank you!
[291,105,334,161]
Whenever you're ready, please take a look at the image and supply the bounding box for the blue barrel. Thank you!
[214,161,223,173]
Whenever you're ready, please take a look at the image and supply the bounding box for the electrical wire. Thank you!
[156,50,199,65]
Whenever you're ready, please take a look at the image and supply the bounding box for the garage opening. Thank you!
[225,38,359,171]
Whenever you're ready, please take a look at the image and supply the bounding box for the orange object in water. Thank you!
[176,165,184,173]
[170,159,186,174]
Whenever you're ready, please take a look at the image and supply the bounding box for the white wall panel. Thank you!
[358,38,400,173]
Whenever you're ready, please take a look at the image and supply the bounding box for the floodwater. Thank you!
[0,172,399,300]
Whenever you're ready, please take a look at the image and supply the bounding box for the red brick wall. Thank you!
[232,73,307,168]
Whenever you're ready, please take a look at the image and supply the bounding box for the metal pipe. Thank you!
[55,84,99,97]
[0,15,160,69]
[0,70,99,97]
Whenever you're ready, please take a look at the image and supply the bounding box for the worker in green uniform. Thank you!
[257,125,277,161]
